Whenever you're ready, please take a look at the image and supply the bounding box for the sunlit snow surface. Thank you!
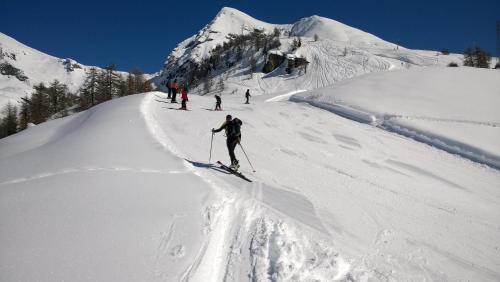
[293,67,500,169]
[1,90,499,281]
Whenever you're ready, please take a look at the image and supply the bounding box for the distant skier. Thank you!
[215,94,222,111]
[180,86,189,110]
[245,89,251,104]
[171,79,178,103]
[166,79,172,98]
[212,114,242,170]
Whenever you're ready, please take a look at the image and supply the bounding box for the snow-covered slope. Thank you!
[169,7,290,65]
[292,67,500,169]
[156,7,464,97]
[1,91,499,281]
[290,15,393,48]
[0,32,131,109]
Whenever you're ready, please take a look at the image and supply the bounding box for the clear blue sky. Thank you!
[2,0,499,73]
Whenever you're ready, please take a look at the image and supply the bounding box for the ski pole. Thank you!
[209,132,214,164]
[238,142,256,172]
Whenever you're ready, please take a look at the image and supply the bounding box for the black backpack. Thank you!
[227,118,242,138]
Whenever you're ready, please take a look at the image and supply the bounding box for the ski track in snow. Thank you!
[0,167,189,186]
[140,92,351,281]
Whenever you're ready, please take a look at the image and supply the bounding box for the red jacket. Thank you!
[181,89,188,100]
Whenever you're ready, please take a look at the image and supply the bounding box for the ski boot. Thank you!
[230,160,240,171]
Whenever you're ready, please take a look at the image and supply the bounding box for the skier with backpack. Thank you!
[212,114,242,170]
[214,94,222,111]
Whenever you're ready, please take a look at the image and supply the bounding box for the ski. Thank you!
[216,161,252,182]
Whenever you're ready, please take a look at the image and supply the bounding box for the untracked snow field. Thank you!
[1,89,500,281]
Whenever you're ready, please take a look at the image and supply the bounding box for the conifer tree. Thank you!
[272,27,280,38]
[117,75,129,97]
[30,83,50,124]
[18,95,30,130]
[464,46,491,68]
[125,73,136,95]
[132,69,152,93]
[96,64,121,103]
[47,80,69,116]
[0,102,18,138]
[79,67,100,109]
[142,78,153,93]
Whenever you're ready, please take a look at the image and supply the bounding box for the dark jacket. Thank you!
[213,119,241,140]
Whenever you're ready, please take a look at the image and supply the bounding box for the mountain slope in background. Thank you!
[155,7,464,96]
[0,32,132,109]
[289,15,393,48]
[168,7,291,65]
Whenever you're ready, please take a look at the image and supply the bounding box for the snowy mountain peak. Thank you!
[214,6,255,23]
[157,7,465,97]
[168,7,288,65]
[166,7,395,67]
[290,15,394,47]
[208,7,283,35]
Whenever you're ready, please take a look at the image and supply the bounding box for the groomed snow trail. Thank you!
[141,93,352,281]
